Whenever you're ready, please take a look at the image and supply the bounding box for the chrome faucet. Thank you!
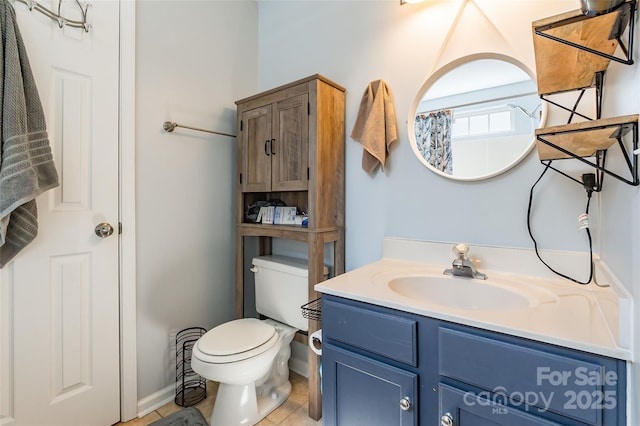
[443,243,487,280]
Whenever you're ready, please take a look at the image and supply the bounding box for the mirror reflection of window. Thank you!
[469,114,489,134]
[452,116,468,137]
[452,108,513,138]
[409,55,546,181]
[489,110,511,132]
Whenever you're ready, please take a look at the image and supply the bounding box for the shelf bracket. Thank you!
[534,1,636,65]
[536,120,639,187]
[539,71,605,123]
[540,160,604,191]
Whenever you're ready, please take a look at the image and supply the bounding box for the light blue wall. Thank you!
[258,0,601,273]
[599,44,640,298]
[256,0,640,414]
[132,0,639,404]
[136,0,258,399]
[598,34,640,411]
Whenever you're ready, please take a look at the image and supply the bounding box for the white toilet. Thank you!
[191,255,321,426]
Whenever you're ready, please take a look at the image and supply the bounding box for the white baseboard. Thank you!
[137,348,309,419]
[137,384,174,418]
[289,356,308,378]
[289,340,309,378]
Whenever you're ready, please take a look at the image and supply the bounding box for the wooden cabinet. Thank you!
[240,93,309,192]
[235,74,345,420]
[322,295,627,426]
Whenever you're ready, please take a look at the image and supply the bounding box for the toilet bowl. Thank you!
[191,317,297,426]
[191,255,324,425]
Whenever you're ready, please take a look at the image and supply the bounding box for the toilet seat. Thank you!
[195,318,279,363]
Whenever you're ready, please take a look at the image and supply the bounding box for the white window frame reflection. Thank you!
[451,106,514,139]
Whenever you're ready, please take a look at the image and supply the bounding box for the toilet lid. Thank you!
[197,318,276,356]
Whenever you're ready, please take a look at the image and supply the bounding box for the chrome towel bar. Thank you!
[162,121,235,138]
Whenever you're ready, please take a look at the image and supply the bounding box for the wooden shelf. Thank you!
[235,75,345,421]
[535,114,638,187]
[532,1,635,96]
[536,114,638,160]
[237,223,339,241]
[532,3,638,188]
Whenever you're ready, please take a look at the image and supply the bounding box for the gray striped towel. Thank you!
[0,0,59,267]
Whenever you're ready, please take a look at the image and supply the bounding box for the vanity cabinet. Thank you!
[235,74,345,420]
[324,345,418,426]
[322,297,420,425]
[322,295,627,426]
[439,384,561,426]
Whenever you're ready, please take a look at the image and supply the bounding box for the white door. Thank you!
[1,1,121,425]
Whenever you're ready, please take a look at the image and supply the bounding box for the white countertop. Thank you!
[315,240,633,361]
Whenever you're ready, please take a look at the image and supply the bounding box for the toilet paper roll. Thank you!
[309,329,322,356]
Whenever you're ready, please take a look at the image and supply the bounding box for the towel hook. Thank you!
[15,0,91,32]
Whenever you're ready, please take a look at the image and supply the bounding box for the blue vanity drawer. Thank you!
[323,298,417,367]
[438,327,621,425]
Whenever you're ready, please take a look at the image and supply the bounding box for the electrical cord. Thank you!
[527,162,595,285]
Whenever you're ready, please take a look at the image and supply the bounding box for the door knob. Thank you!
[95,222,114,238]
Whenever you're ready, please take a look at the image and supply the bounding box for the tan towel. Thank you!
[0,1,60,267]
[351,79,398,173]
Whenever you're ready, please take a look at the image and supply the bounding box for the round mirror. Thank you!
[408,53,546,181]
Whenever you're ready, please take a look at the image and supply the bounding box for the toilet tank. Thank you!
[251,255,328,332]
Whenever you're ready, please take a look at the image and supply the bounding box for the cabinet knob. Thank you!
[399,396,411,411]
[440,412,454,426]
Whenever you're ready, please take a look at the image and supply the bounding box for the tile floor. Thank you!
[115,372,321,426]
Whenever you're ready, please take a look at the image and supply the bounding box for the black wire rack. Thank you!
[175,327,207,407]
[301,298,321,321]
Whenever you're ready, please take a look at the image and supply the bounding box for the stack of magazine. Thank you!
[256,206,306,225]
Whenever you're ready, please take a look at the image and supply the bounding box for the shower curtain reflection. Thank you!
[414,110,453,175]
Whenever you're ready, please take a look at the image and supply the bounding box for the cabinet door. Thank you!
[440,384,563,426]
[272,93,309,191]
[323,344,418,426]
[241,105,272,192]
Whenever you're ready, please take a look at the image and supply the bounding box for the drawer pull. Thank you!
[441,412,454,426]
[399,397,411,411]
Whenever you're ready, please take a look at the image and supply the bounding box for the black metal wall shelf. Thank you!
[538,72,604,123]
[535,114,639,189]
[533,1,636,66]
[532,2,639,190]
[532,1,637,123]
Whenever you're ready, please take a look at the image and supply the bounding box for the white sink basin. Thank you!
[387,275,531,311]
